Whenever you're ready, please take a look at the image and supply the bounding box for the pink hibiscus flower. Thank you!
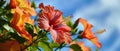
[38,3,72,44]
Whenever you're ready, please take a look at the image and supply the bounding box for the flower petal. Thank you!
[64,32,72,44]
[90,37,101,48]
[54,23,71,32]
[10,11,32,44]
[39,3,54,21]
[49,26,64,44]
[38,13,50,30]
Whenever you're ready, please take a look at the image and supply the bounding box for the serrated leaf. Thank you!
[38,42,52,51]
[70,44,82,51]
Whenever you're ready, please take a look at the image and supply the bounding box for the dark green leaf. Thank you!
[70,44,82,51]
[25,23,35,37]
[0,27,3,34]
[31,0,36,8]
[73,22,79,29]
[9,32,26,43]
[0,0,6,7]
[6,11,13,21]
[0,16,8,25]
[71,28,78,34]
[0,8,3,15]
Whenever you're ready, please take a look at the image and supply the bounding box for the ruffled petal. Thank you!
[64,32,72,44]
[38,13,50,30]
[49,26,64,44]
[54,23,71,32]
[39,3,54,21]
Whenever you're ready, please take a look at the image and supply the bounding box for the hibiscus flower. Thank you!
[38,3,72,44]
[75,18,101,48]
[10,0,36,43]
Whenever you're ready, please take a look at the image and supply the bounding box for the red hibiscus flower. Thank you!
[38,3,72,44]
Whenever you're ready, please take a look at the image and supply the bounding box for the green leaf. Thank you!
[96,48,99,51]
[9,32,26,43]
[0,27,3,34]
[75,30,83,39]
[27,46,39,51]
[70,44,82,51]
[0,0,6,7]
[31,0,36,8]
[0,16,8,25]
[72,22,79,29]
[64,16,73,28]
[0,8,3,15]
[40,31,49,41]
[66,20,73,28]
[78,30,83,34]
[25,23,35,37]
[3,24,14,32]
[71,28,78,34]
[6,11,13,21]
[38,42,53,51]
[49,41,60,48]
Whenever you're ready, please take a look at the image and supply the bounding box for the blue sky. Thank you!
[34,0,120,51]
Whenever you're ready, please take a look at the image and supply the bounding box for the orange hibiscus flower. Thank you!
[0,40,20,51]
[75,18,101,48]
[10,0,36,43]
[38,3,72,44]
[70,42,90,51]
